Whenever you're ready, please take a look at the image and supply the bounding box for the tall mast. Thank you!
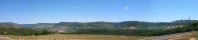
[188,15,191,20]
[181,17,184,23]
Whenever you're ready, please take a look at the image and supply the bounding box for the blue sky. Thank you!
[0,0,198,24]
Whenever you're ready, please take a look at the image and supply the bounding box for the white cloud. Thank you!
[124,6,129,10]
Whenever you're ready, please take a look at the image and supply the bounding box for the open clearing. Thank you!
[2,34,149,40]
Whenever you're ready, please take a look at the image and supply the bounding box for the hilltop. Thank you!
[0,20,196,33]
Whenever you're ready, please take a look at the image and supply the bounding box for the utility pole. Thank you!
[4,26,7,37]
[16,33,18,40]
[4,31,6,37]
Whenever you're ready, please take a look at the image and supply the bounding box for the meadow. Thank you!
[3,34,149,40]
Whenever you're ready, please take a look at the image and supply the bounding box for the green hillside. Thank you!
[0,26,52,36]
[72,21,198,36]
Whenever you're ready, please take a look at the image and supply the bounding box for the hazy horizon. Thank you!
[0,19,195,24]
[0,0,198,24]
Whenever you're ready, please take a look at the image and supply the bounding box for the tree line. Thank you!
[0,26,53,36]
[71,21,198,36]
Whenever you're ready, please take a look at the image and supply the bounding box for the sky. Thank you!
[0,0,198,24]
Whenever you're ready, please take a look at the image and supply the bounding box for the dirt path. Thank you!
[0,37,10,40]
[139,32,195,40]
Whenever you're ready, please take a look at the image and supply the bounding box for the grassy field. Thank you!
[2,34,149,40]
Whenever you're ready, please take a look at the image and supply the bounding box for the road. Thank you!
[139,31,194,40]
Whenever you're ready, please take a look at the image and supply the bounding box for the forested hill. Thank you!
[23,20,197,31]
[72,21,198,36]
[0,20,197,36]
[0,20,197,33]
[0,22,53,36]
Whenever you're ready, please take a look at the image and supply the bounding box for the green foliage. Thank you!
[0,26,53,36]
[0,26,36,36]
[34,29,53,36]
[26,20,196,31]
[72,21,198,36]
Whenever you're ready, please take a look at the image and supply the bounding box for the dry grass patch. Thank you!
[4,34,149,40]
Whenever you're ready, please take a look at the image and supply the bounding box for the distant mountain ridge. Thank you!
[0,20,197,33]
